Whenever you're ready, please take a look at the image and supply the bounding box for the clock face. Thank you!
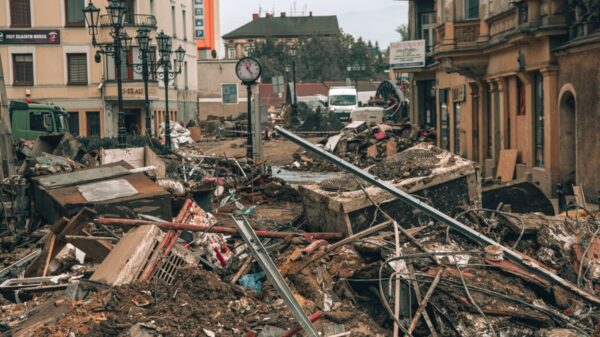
[236,57,262,83]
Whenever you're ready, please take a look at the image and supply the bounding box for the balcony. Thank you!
[99,14,157,29]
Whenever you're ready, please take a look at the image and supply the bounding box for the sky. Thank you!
[219,0,409,48]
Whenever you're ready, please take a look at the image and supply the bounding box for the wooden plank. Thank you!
[100,147,146,168]
[496,149,518,182]
[573,185,587,209]
[41,235,56,277]
[24,217,69,277]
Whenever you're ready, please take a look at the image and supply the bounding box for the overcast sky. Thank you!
[219,0,409,48]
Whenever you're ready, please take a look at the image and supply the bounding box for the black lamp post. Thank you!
[347,62,366,91]
[128,28,155,137]
[286,46,299,126]
[155,30,185,150]
[84,0,131,147]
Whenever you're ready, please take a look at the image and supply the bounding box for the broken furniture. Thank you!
[300,143,481,236]
[100,146,167,178]
[30,161,173,224]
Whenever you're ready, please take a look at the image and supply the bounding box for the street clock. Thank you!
[236,57,262,84]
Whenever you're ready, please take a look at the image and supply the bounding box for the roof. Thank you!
[223,16,340,40]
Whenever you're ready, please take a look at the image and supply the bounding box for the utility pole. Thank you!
[0,54,16,178]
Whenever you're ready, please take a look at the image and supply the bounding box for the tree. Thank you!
[248,30,387,83]
[396,24,409,41]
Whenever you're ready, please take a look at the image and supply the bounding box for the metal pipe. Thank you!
[96,218,344,240]
[274,125,600,307]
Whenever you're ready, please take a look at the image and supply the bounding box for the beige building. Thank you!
[0,0,198,138]
[197,60,249,119]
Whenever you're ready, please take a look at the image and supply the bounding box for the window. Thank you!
[454,103,462,155]
[124,0,135,24]
[534,72,544,167]
[67,53,88,85]
[10,0,31,27]
[171,6,177,38]
[439,90,450,150]
[13,54,33,86]
[421,13,436,52]
[222,84,238,104]
[65,0,85,27]
[150,0,155,16]
[183,10,187,41]
[68,112,80,136]
[30,111,53,132]
[86,111,101,137]
[227,47,236,59]
[464,0,480,20]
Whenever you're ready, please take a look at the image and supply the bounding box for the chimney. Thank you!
[252,13,259,20]
[281,12,286,18]
[309,11,313,17]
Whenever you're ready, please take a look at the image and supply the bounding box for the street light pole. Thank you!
[155,31,185,150]
[84,0,131,147]
[129,28,155,136]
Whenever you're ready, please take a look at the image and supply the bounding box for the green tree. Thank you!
[396,24,409,41]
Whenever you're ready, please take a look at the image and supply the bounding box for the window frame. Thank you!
[67,111,80,137]
[221,84,239,104]
[10,0,31,28]
[86,111,101,137]
[464,0,480,20]
[65,0,85,27]
[67,53,88,85]
[12,53,34,86]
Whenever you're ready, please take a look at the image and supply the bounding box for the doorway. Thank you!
[124,109,142,135]
[559,89,576,189]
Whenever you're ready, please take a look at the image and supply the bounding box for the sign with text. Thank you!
[0,30,60,45]
[389,40,426,69]
[122,88,144,96]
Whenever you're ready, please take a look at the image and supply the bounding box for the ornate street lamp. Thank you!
[287,45,299,127]
[155,31,185,150]
[127,28,156,137]
[83,0,131,147]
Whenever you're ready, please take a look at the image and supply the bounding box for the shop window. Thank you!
[68,112,80,136]
[464,0,480,20]
[517,77,525,115]
[87,111,101,137]
[67,53,88,85]
[534,73,544,167]
[10,0,31,27]
[65,0,85,27]
[13,54,33,86]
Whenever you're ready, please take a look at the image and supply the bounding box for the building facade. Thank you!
[403,0,588,197]
[194,0,221,60]
[0,0,198,138]
[197,59,249,119]
[222,13,339,60]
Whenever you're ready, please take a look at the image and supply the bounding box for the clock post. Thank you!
[235,57,263,160]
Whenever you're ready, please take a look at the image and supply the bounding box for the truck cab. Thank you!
[9,101,69,141]
[328,86,358,122]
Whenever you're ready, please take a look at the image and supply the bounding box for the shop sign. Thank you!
[0,30,60,44]
[389,40,426,69]
[122,88,144,96]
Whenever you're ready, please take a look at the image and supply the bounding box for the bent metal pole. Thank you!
[274,125,600,307]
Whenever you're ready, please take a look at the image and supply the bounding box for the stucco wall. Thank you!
[557,46,600,200]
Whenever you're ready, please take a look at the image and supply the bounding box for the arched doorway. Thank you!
[559,88,576,190]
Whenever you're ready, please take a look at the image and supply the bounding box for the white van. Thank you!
[328,86,358,122]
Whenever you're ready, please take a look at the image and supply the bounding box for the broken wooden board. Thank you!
[367,145,378,159]
[496,149,518,182]
[386,141,397,158]
[572,185,587,209]
[91,225,163,286]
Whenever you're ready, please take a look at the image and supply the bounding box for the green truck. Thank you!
[9,101,69,141]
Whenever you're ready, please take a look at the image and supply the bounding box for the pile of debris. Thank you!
[3,127,600,337]
[286,121,435,172]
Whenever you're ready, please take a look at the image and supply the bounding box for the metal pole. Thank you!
[164,65,171,150]
[115,30,127,147]
[142,49,151,136]
[292,59,298,126]
[246,84,253,159]
[274,125,600,307]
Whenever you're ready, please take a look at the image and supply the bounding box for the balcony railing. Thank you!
[454,21,480,43]
[99,14,157,29]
